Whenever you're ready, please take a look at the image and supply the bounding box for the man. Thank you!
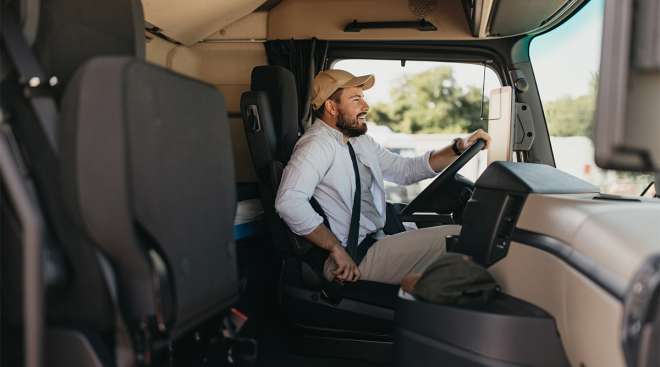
[275,69,491,285]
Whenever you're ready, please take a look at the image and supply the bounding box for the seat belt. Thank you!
[1,8,59,152]
[346,142,361,261]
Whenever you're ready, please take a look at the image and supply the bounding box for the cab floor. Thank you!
[257,318,389,367]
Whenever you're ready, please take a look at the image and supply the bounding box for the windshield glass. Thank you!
[530,0,653,195]
[333,59,501,203]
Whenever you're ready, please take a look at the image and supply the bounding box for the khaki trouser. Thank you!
[324,225,462,285]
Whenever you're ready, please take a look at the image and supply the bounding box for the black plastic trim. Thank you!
[284,285,395,321]
[344,19,437,32]
[511,228,627,300]
[0,124,46,367]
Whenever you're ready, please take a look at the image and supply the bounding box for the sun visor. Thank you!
[143,0,265,45]
[487,87,515,165]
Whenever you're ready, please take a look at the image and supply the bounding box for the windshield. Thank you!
[333,59,501,203]
[530,0,653,195]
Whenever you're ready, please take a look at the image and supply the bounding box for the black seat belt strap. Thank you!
[1,10,59,152]
[346,142,361,261]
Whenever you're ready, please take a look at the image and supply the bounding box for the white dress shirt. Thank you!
[275,118,437,247]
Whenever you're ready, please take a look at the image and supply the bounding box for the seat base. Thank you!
[279,258,398,363]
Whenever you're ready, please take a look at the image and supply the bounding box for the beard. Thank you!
[336,111,368,137]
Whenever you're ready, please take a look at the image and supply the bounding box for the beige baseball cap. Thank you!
[311,69,375,110]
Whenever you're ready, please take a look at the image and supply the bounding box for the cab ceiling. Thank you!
[269,0,472,41]
[142,0,266,45]
[142,0,581,45]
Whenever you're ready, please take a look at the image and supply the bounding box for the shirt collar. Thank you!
[314,118,351,145]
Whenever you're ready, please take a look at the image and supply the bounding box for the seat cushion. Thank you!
[60,56,239,335]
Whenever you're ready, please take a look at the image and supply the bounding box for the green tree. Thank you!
[544,73,598,137]
[368,67,487,133]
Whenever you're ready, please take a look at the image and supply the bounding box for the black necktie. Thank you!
[346,142,361,261]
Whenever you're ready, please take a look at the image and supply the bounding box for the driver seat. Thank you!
[240,65,398,362]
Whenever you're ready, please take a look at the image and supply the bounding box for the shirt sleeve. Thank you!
[274,136,334,236]
[367,136,437,185]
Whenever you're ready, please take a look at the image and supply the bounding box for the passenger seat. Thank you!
[1,0,239,365]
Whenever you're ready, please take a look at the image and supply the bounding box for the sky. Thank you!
[530,0,605,101]
[334,0,605,104]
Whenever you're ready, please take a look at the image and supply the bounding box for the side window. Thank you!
[530,0,653,195]
[333,59,501,203]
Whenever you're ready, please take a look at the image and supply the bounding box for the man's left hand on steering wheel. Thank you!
[456,129,492,153]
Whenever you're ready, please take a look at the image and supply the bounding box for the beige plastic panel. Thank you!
[517,193,660,281]
[164,42,267,112]
[143,0,265,45]
[268,0,472,40]
[492,193,660,366]
[486,87,514,164]
[145,33,177,67]
[490,243,625,367]
[205,12,268,41]
[145,37,264,183]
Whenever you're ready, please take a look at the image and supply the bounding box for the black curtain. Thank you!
[265,39,329,132]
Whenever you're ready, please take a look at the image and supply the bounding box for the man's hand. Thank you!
[457,128,491,152]
[328,244,361,283]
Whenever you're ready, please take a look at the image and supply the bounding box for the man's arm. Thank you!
[274,137,360,282]
[275,138,330,236]
[429,129,492,172]
[428,145,459,173]
[375,129,493,184]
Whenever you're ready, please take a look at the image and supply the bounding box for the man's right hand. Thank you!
[329,244,360,282]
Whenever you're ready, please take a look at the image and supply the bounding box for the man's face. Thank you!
[334,86,370,137]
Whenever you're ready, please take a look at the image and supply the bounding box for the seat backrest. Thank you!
[34,0,145,100]
[247,65,300,163]
[240,66,317,256]
[2,0,239,360]
[60,56,238,337]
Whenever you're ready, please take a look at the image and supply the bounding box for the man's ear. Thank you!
[325,99,337,116]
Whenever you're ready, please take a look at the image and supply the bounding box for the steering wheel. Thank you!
[400,139,486,218]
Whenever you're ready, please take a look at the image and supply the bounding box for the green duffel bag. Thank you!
[411,253,500,306]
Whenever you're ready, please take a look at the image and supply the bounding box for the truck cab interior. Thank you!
[1,0,660,367]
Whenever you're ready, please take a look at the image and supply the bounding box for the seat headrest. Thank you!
[250,65,299,162]
[34,0,145,97]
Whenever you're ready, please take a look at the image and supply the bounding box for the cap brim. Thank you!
[340,74,375,91]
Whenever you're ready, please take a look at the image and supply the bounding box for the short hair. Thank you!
[313,88,343,120]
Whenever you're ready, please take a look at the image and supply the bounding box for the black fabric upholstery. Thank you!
[0,0,146,338]
[240,91,278,172]
[2,75,116,332]
[241,79,300,255]
[34,0,145,99]
[60,57,238,336]
[250,66,299,163]
[265,39,329,130]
